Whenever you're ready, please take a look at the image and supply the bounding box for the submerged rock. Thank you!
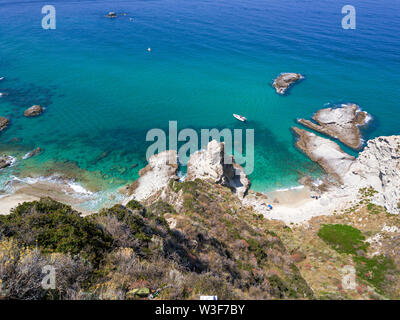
[23,147,43,160]
[187,140,250,199]
[273,73,303,95]
[24,105,43,117]
[298,103,369,150]
[0,117,9,131]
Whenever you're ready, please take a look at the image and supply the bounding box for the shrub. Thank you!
[0,238,92,300]
[354,255,396,295]
[91,205,151,242]
[126,199,144,211]
[318,224,369,254]
[0,198,112,265]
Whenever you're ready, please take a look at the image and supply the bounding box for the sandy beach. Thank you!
[242,183,359,225]
[0,193,39,215]
[0,179,95,215]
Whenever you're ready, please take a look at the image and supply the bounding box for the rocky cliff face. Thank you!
[344,136,400,214]
[124,140,250,204]
[187,140,250,199]
[293,127,400,215]
[123,150,178,203]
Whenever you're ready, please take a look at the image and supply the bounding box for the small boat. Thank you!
[0,77,4,81]
[105,12,117,18]
[233,114,247,122]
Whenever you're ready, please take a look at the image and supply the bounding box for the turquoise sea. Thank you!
[0,0,399,209]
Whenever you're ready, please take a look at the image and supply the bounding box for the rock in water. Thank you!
[0,155,14,169]
[273,73,303,95]
[23,147,43,159]
[24,105,44,117]
[187,140,250,199]
[0,117,9,131]
[298,103,369,150]
[292,127,355,183]
[123,150,178,203]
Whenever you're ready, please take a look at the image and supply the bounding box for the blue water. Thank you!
[0,0,399,208]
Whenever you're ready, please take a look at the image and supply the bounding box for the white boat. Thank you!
[0,77,4,81]
[233,114,247,122]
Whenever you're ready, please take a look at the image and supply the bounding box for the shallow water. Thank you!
[0,0,399,209]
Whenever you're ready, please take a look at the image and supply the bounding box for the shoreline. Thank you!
[0,174,123,216]
[0,166,316,217]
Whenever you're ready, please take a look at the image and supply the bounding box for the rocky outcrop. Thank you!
[293,127,355,183]
[273,73,303,95]
[187,140,250,199]
[298,104,369,149]
[293,126,400,214]
[123,150,178,203]
[343,136,400,214]
[0,117,9,131]
[0,155,14,169]
[24,105,43,117]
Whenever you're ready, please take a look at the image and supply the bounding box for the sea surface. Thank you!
[0,0,399,210]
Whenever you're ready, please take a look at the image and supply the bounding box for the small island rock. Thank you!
[273,73,303,95]
[0,117,9,131]
[24,105,44,117]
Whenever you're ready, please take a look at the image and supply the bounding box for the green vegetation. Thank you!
[318,224,369,254]
[354,255,396,295]
[126,199,144,211]
[0,198,112,265]
[95,204,152,242]
[318,222,398,297]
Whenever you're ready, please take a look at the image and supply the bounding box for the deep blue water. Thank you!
[0,0,399,208]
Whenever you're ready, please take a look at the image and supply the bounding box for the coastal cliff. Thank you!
[293,127,400,215]
[1,135,400,300]
[124,140,250,204]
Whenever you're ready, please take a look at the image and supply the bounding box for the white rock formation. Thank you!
[293,129,400,215]
[343,135,400,214]
[123,150,178,203]
[273,73,303,95]
[293,127,355,182]
[187,140,250,199]
[298,103,369,149]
